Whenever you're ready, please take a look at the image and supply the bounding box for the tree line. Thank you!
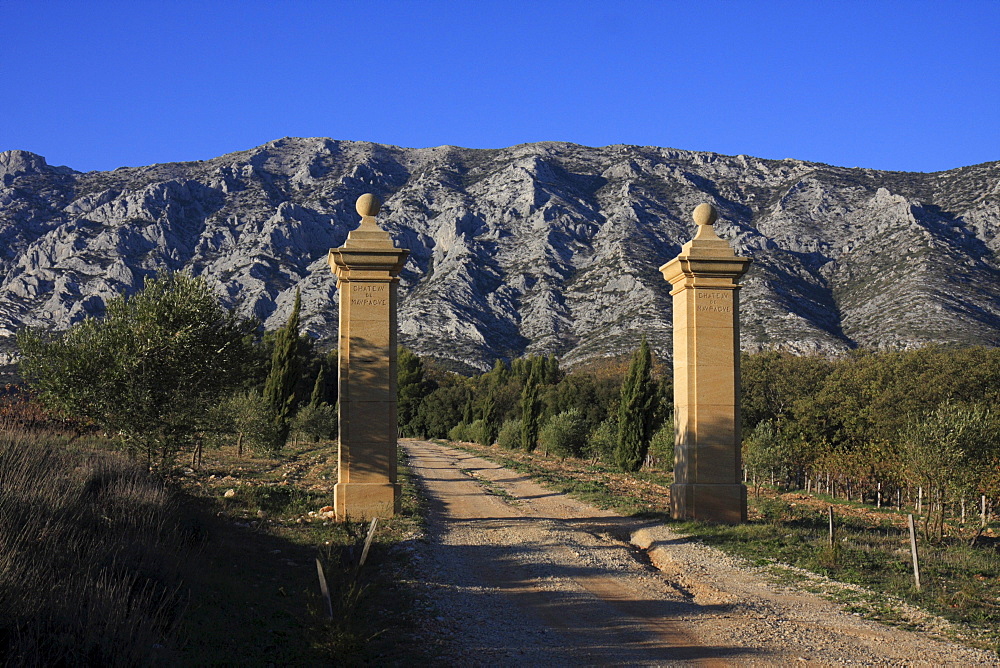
[14,269,1000,525]
[400,342,1000,537]
[397,338,673,472]
[740,347,1000,539]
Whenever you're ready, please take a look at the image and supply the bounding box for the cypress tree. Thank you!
[529,355,546,386]
[462,396,475,425]
[615,337,657,471]
[397,346,430,436]
[520,379,541,451]
[490,358,509,385]
[481,389,500,446]
[263,290,301,451]
[545,353,561,384]
[308,364,326,409]
[510,357,528,380]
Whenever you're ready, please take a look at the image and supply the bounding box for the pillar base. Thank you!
[671,483,747,524]
[334,482,400,521]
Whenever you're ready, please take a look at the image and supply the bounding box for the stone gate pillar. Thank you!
[328,194,409,520]
[659,204,751,523]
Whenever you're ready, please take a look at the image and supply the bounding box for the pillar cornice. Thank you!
[330,194,409,282]
[328,248,409,282]
[660,256,750,293]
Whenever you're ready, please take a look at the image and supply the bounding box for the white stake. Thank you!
[908,514,921,592]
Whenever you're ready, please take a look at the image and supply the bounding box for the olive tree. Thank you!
[902,402,999,541]
[18,272,257,465]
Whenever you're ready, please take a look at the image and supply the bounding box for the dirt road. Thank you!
[403,439,998,666]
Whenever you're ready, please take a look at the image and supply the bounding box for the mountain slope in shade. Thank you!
[0,138,997,371]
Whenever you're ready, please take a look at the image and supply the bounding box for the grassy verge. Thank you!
[446,439,1000,652]
[1,426,437,665]
[0,427,193,665]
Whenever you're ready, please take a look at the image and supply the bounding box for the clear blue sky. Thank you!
[1,0,997,174]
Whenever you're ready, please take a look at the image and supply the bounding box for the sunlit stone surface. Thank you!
[660,204,752,523]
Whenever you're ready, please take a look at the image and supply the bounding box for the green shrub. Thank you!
[647,417,674,470]
[586,417,618,463]
[468,418,492,446]
[213,390,281,456]
[743,419,801,487]
[448,422,473,442]
[415,385,469,439]
[292,402,337,442]
[496,419,520,449]
[538,409,587,458]
[17,271,257,466]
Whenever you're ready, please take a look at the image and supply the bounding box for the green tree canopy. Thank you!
[397,346,434,437]
[414,382,470,439]
[18,272,257,464]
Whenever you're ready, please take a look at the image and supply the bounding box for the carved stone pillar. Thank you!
[328,194,409,520]
[659,204,751,523]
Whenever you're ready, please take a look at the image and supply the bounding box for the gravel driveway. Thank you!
[403,439,999,666]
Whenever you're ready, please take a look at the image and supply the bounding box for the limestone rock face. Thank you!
[0,138,998,371]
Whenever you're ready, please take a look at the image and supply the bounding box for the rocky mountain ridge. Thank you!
[1,138,998,372]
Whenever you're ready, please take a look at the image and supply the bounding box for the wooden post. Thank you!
[358,517,379,569]
[908,514,921,592]
[828,506,835,547]
[877,481,882,509]
[917,486,923,514]
[983,495,988,528]
[316,558,333,619]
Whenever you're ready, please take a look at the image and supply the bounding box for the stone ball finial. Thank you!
[692,203,718,226]
[356,193,381,218]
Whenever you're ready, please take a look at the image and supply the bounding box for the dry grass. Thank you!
[0,423,194,666]
[0,418,441,665]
